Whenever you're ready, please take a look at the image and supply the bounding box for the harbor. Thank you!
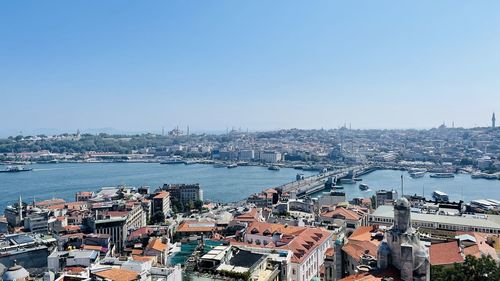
[1,163,499,215]
[309,169,500,203]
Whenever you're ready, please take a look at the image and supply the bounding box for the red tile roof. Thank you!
[128,227,155,241]
[237,221,332,263]
[234,208,260,222]
[93,268,139,281]
[342,226,381,262]
[177,220,220,233]
[429,241,464,266]
[321,207,361,221]
[153,191,169,199]
[35,198,66,207]
[146,238,167,252]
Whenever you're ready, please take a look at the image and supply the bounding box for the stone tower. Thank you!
[377,198,430,281]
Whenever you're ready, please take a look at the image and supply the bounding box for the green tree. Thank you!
[431,255,500,281]
[194,200,203,210]
[151,211,165,224]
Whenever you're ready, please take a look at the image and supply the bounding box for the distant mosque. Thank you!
[493,112,496,128]
[378,198,430,281]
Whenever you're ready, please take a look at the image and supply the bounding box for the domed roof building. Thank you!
[2,262,30,281]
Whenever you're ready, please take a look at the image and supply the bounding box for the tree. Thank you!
[151,211,165,224]
[431,255,500,281]
[194,200,203,210]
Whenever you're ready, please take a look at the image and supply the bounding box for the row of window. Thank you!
[371,216,500,234]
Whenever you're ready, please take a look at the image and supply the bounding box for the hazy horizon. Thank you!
[1,1,499,132]
[1,122,496,138]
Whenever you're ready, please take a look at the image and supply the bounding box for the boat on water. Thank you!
[409,171,426,178]
[432,190,449,202]
[471,172,499,180]
[160,158,186,164]
[430,173,454,178]
[184,160,197,165]
[0,165,33,173]
[353,178,363,182]
[227,163,238,169]
[268,165,280,171]
[296,173,305,181]
[339,178,356,184]
[359,183,369,191]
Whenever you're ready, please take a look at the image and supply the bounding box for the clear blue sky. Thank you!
[1,1,499,135]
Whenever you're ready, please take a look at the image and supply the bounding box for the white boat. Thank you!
[0,165,33,173]
[268,165,280,171]
[432,190,449,202]
[359,183,369,191]
[409,171,426,178]
[430,173,454,178]
[340,178,356,184]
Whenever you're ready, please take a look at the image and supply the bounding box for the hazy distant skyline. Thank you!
[1,1,499,133]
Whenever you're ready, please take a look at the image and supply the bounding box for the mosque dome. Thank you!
[2,262,29,281]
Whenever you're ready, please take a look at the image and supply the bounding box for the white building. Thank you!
[241,222,333,281]
[48,250,100,273]
[260,151,282,163]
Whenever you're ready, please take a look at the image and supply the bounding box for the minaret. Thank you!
[18,196,23,221]
[493,112,496,128]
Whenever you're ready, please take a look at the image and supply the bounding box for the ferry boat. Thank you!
[429,173,454,178]
[160,158,186,164]
[268,165,280,171]
[0,165,33,173]
[432,190,449,202]
[409,171,426,178]
[339,178,356,184]
[359,183,369,191]
[226,163,238,169]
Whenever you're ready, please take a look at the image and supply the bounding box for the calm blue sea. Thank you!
[0,163,314,213]
[1,164,498,214]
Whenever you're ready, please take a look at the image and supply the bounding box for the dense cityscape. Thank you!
[2,1,500,281]
[0,116,499,281]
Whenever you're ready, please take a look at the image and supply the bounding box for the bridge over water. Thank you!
[275,165,378,197]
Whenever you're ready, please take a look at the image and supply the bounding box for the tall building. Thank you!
[152,191,171,217]
[377,198,430,281]
[493,112,496,128]
[163,183,203,205]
